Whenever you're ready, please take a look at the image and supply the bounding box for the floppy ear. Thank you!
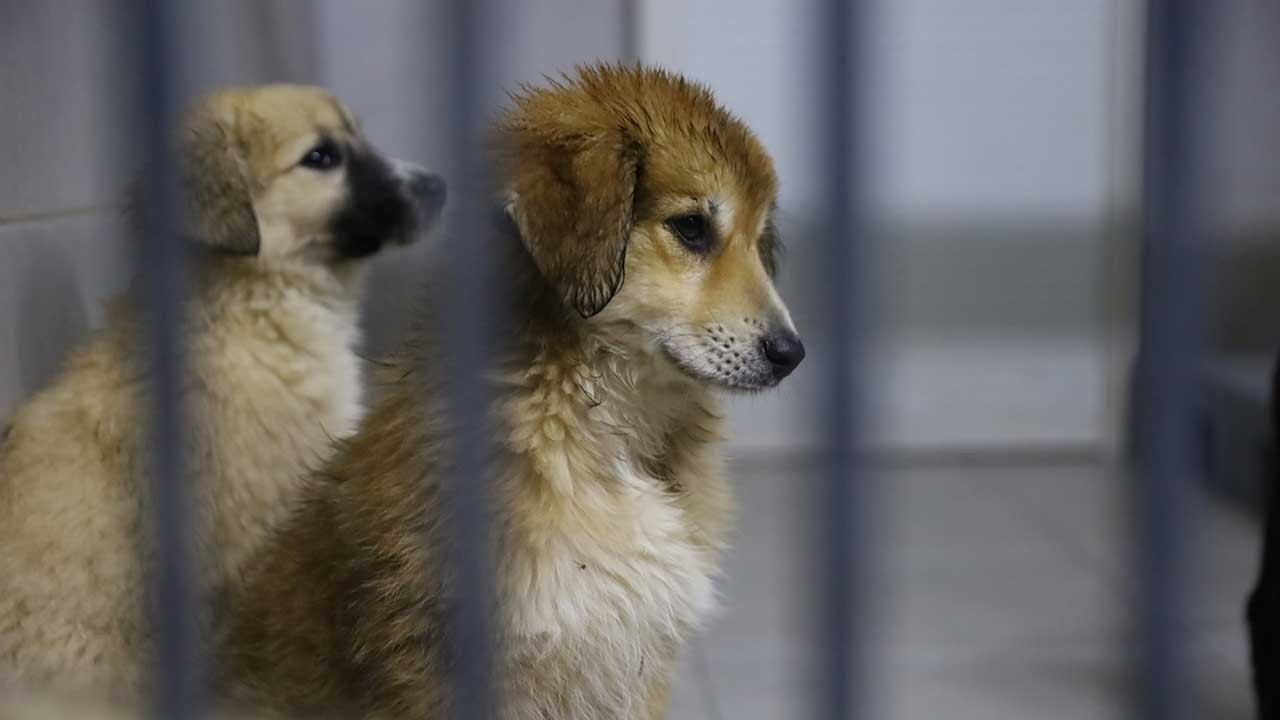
[505,129,641,318]
[180,108,260,255]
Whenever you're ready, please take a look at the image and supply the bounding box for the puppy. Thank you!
[0,84,444,696]
[218,65,803,719]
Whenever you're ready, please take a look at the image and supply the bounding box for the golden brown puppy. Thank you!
[0,85,444,697]
[218,65,803,719]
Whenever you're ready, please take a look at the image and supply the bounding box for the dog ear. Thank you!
[179,106,261,255]
[504,128,641,318]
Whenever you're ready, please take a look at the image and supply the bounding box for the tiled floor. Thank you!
[667,456,1260,719]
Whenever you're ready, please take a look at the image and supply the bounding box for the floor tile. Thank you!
[669,457,1261,719]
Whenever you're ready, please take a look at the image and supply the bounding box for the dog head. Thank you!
[500,65,803,390]
[179,84,445,262]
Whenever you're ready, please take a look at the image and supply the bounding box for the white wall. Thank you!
[641,0,1132,452]
[867,0,1119,450]
[0,1,149,417]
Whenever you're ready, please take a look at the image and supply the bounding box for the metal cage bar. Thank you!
[134,0,200,717]
[621,0,641,66]
[814,0,868,718]
[1132,1,1204,718]
[440,1,505,717]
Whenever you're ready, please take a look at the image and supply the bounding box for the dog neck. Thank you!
[481,323,714,499]
[106,253,367,364]
[406,221,722,493]
[486,256,718,494]
[192,252,369,305]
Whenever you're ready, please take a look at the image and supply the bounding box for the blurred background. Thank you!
[1,1,1277,717]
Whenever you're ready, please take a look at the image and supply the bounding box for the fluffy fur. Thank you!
[0,84,442,697]
[217,65,803,719]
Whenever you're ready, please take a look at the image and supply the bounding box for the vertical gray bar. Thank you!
[133,0,200,717]
[621,0,641,64]
[440,1,502,717]
[814,0,867,718]
[1133,1,1201,718]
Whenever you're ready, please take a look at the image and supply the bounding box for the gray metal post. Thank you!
[814,0,868,718]
[133,0,200,717]
[1132,1,1202,718]
[440,1,504,717]
[621,0,641,65]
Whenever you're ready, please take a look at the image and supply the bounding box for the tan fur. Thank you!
[0,84,438,698]
[218,65,801,719]
[0,686,274,720]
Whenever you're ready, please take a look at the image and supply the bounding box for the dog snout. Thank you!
[760,330,805,381]
[391,160,447,226]
[406,172,446,221]
[408,172,446,208]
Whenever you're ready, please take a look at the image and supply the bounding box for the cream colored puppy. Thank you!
[0,84,444,696]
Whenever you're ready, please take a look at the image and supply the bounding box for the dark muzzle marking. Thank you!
[331,147,416,259]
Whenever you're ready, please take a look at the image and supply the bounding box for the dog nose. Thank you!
[408,172,447,217]
[389,159,447,225]
[761,332,805,380]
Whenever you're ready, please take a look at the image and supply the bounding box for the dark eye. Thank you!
[299,141,342,170]
[666,214,711,252]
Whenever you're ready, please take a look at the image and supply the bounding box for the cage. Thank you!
[0,1,1275,718]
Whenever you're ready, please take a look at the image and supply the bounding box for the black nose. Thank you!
[407,172,447,223]
[761,332,805,380]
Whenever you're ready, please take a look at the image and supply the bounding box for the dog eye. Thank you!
[667,214,710,252]
[299,141,342,171]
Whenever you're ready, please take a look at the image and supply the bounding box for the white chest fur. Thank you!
[500,454,718,644]
[495,369,727,717]
[187,274,366,584]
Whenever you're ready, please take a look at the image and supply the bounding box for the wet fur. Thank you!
[219,65,797,719]
[0,85,432,697]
